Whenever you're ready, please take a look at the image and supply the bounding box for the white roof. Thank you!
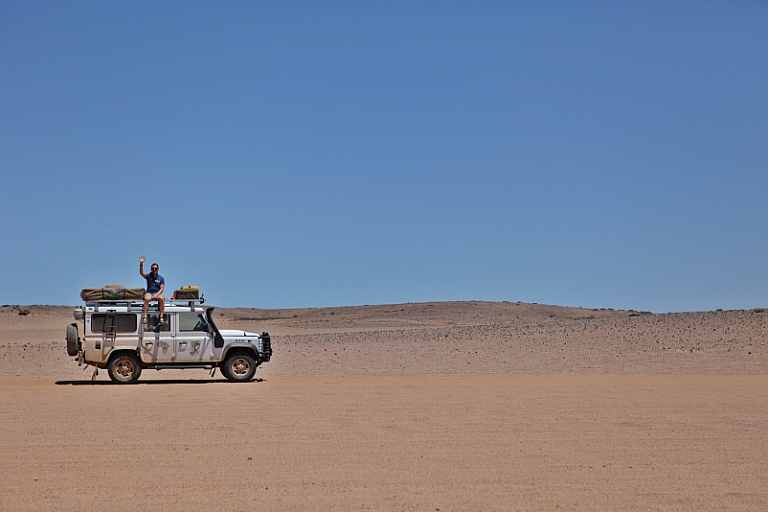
[83,302,211,313]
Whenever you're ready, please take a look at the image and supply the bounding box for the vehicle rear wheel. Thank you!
[108,353,142,384]
[223,352,256,382]
[66,323,80,357]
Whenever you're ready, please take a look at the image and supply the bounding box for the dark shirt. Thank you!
[146,273,165,294]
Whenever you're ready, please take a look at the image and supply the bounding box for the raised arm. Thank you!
[139,256,148,279]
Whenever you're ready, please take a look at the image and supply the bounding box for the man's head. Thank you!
[151,264,159,276]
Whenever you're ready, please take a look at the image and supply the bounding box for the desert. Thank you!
[4,1,764,510]
[0,301,766,510]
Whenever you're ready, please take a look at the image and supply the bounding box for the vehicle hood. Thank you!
[219,329,260,338]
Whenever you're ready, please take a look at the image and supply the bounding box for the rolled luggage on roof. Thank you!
[173,286,200,300]
[80,285,145,302]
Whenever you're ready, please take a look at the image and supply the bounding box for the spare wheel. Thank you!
[66,323,80,356]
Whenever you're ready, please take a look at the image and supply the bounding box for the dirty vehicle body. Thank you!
[66,300,271,384]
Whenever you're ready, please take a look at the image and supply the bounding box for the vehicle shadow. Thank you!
[55,378,265,386]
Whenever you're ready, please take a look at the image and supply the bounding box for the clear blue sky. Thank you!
[1,1,766,312]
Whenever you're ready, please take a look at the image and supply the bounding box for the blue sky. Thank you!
[1,1,766,312]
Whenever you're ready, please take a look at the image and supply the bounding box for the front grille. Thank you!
[260,332,272,362]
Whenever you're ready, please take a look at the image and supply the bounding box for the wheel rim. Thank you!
[116,358,137,378]
[230,357,251,376]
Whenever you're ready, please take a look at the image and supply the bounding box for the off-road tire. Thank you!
[108,352,142,384]
[223,352,256,382]
[219,361,231,381]
[66,323,80,357]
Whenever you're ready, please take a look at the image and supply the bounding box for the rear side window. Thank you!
[145,314,171,332]
[91,314,137,333]
[179,313,208,332]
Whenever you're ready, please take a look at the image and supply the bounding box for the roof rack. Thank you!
[85,300,139,312]
[169,297,206,310]
[85,296,206,312]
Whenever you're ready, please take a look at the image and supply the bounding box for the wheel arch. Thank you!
[221,344,259,362]
[107,348,143,365]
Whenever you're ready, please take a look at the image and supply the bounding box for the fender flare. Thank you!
[106,348,143,371]
[221,343,260,362]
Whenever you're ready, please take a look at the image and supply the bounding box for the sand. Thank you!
[0,302,766,510]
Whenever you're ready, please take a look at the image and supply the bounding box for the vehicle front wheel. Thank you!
[108,353,142,384]
[219,361,231,381]
[223,352,256,382]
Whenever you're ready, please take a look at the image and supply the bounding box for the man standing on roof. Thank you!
[139,256,165,325]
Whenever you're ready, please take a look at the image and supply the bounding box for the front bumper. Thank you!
[260,332,272,362]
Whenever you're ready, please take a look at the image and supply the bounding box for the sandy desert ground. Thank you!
[0,301,766,510]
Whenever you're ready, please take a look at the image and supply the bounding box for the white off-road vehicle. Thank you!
[66,296,271,384]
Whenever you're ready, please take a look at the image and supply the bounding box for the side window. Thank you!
[145,314,171,332]
[91,314,137,333]
[179,314,208,332]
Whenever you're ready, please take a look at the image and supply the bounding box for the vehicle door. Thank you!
[90,312,139,363]
[174,312,214,363]
[140,313,174,363]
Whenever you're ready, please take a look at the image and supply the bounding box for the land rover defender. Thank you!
[66,296,271,384]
